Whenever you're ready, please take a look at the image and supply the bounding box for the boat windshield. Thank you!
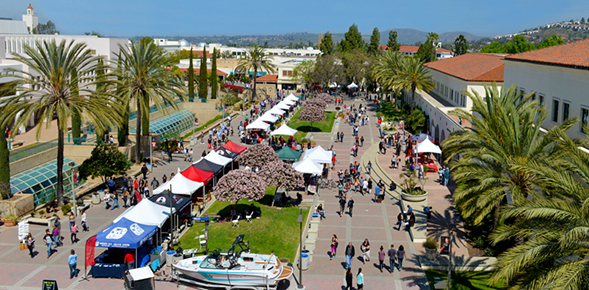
[200,250,228,269]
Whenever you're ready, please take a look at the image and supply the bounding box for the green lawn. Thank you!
[178,186,309,262]
[425,270,506,290]
[288,110,336,133]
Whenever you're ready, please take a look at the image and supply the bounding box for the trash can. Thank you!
[98,190,105,201]
[300,250,310,270]
[166,250,176,266]
[173,253,183,264]
[311,213,319,220]
[92,192,101,205]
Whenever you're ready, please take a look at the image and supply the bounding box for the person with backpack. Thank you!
[347,197,355,217]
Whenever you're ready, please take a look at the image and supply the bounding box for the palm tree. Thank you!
[372,50,405,108]
[235,45,276,102]
[490,133,589,289]
[393,57,435,114]
[0,39,122,205]
[114,40,185,164]
[442,84,577,227]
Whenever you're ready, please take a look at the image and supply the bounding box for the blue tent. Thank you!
[95,217,158,249]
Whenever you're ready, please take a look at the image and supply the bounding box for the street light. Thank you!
[297,207,306,290]
[68,161,77,216]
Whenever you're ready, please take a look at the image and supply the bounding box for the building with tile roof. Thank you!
[379,45,454,59]
[503,38,589,139]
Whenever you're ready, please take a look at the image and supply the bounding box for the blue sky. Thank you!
[3,0,589,38]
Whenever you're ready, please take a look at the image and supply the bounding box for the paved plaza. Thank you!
[0,95,467,289]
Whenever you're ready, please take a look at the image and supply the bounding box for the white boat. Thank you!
[172,235,293,287]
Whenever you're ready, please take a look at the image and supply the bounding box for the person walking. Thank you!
[347,197,354,217]
[344,267,353,290]
[339,197,346,217]
[361,239,370,264]
[52,225,62,247]
[357,268,364,289]
[151,177,159,190]
[397,245,407,270]
[345,242,355,269]
[378,246,386,272]
[396,212,404,231]
[367,179,373,196]
[366,161,372,174]
[374,182,381,203]
[362,179,368,196]
[444,166,450,186]
[68,249,78,279]
[68,212,75,228]
[141,164,148,179]
[44,230,53,258]
[104,192,111,210]
[81,209,88,232]
[340,132,344,143]
[70,222,78,244]
[124,250,135,270]
[111,190,119,210]
[26,233,35,258]
[122,190,129,208]
[387,244,397,273]
[330,234,339,260]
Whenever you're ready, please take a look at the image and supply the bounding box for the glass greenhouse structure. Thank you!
[130,109,196,140]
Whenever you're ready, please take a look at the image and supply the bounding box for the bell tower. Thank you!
[22,4,39,33]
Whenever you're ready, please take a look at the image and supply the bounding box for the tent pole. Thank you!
[170,185,174,248]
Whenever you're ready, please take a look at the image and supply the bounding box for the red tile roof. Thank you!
[504,38,589,69]
[379,45,452,53]
[178,68,227,75]
[255,74,278,82]
[183,50,213,58]
[424,53,507,82]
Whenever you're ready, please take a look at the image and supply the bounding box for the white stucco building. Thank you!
[21,4,38,33]
[503,39,589,139]
[379,45,454,59]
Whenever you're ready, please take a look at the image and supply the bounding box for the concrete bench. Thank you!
[12,141,25,147]
[27,216,56,226]
[76,203,91,215]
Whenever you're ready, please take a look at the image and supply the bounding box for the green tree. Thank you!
[386,30,401,51]
[235,45,277,102]
[342,48,371,84]
[79,143,131,183]
[114,39,186,164]
[198,47,208,99]
[0,39,122,205]
[292,60,316,88]
[188,48,195,102]
[319,32,334,55]
[70,70,82,144]
[338,24,365,52]
[368,27,381,55]
[405,109,426,133]
[442,84,576,227]
[312,53,344,88]
[95,58,110,142]
[0,109,11,199]
[394,57,435,114]
[116,59,129,146]
[210,48,218,99]
[480,42,503,53]
[372,50,405,108]
[536,34,565,49]
[32,20,59,34]
[416,32,439,63]
[453,34,469,56]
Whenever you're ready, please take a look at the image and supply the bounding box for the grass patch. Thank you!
[425,270,506,290]
[376,102,406,122]
[178,186,309,262]
[288,110,336,133]
[182,114,223,139]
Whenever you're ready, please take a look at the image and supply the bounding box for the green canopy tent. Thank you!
[276,146,302,161]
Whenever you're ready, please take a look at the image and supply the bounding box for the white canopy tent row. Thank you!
[292,157,323,175]
[204,150,233,167]
[246,119,271,130]
[114,199,172,227]
[282,98,296,106]
[267,106,286,116]
[258,113,279,123]
[285,95,299,102]
[274,102,291,110]
[416,138,442,154]
[286,93,297,99]
[303,145,334,164]
[270,124,298,136]
[153,172,204,196]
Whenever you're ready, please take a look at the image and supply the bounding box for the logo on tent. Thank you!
[106,227,127,239]
[218,150,226,155]
[130,223,144,236]
[155,196,167,204]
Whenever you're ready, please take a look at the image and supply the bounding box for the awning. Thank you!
[268,107,286,116]
[153,173,203,195]
[204,150,232,167]
[276,146,302,161]
[215,146,239,160]
[417,138,442,154]
[258,113,279,123]
[181,165,214,184]
[275,102,291,110]
[270,124,298,136]
[113,199,171,227]
[96,217,158,249]
[348,82,358,89]
[246,119,270,130]
[303,145,333,164]
[411,133,434,142]
[293,157,323,175]
[149,192,191,213]
[285,95,299,102]
[223,141,247,154]
[192,158,224,174]
[282,99,296,106]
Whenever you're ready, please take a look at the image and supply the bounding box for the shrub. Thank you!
[61,204,72,215]
[39,210,46,216]
[31,210,37,217]
[4,214,17,221]
[423,236,438,249]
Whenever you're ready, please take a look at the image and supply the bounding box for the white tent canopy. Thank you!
[258,113,279,123]
[246,119,271,130]
[417,138,442,154]
[113,199,171,227]
[275,102,291,110]
[329,82,338,88]
[153,172,203,195]
[204,150,232,166]
[303,145,333,164]
[268,107,286,116]
[270,124,298,136]
[282,98,296,106]
[285,95,299,102]
[286,93,297,99]
[348,82,358,89]
[293,157,323,175]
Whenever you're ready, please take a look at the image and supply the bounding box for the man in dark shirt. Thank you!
[387,244,397,273]
[345,242,355,269]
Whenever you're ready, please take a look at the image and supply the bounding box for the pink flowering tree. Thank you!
[237,143,278,171]
[298,104,326,132]
[213,169,266,204]
[258,160,305,206]
[315,93,334,104]
[304,98,327,110]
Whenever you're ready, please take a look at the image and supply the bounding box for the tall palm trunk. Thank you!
[135,96,142,164]
[0,126,9,199]
[56,120,65,206]
[252,67,258,103]
[410,87,416,114]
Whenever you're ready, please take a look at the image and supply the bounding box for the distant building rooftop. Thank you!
[504,38,589,69]
[424,53,507,82]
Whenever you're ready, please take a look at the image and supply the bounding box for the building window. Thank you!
[450,89,454,101]
[581,108,589,133]
[563,102,570,121]
[552,99,560,122]
[539,94,545,106]
[282,70,293,77]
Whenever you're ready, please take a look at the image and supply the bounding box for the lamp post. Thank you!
[68,161,77,216]
[296,208,306,290]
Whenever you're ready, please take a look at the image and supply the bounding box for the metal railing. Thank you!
[9,140,58,163]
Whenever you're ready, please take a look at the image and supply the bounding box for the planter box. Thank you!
[425,248,437,261]
[401,191,428,202]
[4,219,16,227]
